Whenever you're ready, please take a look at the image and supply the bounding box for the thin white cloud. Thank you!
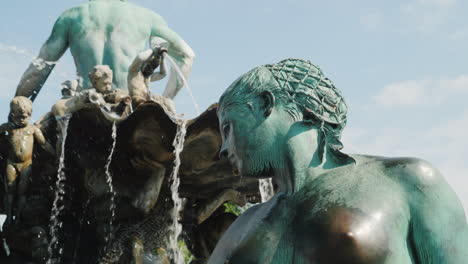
[0,56,28,99]
[343,109,468,213]
[373,79,430,106]
[374,75,468,107]
[400,0,457,33]
[359,9,384,31]
[416,0,456,7]
[438,75,468,92]
[450,28,468,40]
[0,42,35,58]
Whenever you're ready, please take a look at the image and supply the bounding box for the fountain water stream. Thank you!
[46,116,71,264]
[104,122,118,244]
[259,178,275,203]
[168,119,188,264]
[0,214,9,256]
[163,53,200,115]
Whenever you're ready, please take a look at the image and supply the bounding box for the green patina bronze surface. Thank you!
[209,59,468,264]
[15,0,195,101]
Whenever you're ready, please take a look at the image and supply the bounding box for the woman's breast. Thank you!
[294,206,390,264]
[228,205,392,264]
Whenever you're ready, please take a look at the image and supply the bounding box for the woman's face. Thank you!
[218,93,292,179]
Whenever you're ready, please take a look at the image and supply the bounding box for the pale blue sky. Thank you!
[1,0,467,210]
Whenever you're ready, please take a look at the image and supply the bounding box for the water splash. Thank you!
[259,178,275,203]
[0,214,9,256]
[168,119,188,264]
[46,116,71,264]
[163,53,200,115]
[129,101,134,113]
[2,238,9,257]
[104,122,118,244]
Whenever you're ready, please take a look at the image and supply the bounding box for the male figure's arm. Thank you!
[406,159,468,263]
[150,16,195,99]
[15,13,70,101]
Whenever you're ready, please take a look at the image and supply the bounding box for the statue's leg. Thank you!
[6,163,18,186]
[130,95,148,109]
[16,164,32,224]
[5,164,17,225]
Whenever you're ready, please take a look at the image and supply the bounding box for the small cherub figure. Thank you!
[60,79,78,98]
[128,47,176,114]
[128,47,167,105]
[90,65,129,104]
[51,79,84,118]
[51,66,131,121]
[0,97,53,225]
[89,65,132,121]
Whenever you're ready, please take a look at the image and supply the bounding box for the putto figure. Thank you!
[88,65,132,120]
[128,46,176,113]
[89,65,130,105]
[209,59,468,263]
[60,79,78,98]
[51,66,131,122]
[0,97,53,225]
[128,47,167,105]
[15,0,195,101]
[51,79,84,118]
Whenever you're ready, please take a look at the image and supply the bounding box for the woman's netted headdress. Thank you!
[265,59,347,127]
[264,58,348,150]
[220,58,349,151]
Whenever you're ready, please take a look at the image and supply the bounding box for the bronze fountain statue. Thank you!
[1,1,467,264]
[1,1,254,263]
[0,97,54,226]
[208,59,468,264]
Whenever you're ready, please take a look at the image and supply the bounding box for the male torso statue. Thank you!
[209,59,468,263]
[16,0,195,101]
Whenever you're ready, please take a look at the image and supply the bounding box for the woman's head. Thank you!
[218,59,350,178]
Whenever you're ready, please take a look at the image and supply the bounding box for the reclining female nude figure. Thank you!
[209,59,468,264]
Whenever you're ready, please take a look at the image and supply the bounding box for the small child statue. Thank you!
[128,47,176,114]
[128,46,167,106]
[51,67,131,122]
[51,79,82,118]
[60,79,78,98]
[0,96,53,225]
[88,65,132,121]
[89,65,129,104]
